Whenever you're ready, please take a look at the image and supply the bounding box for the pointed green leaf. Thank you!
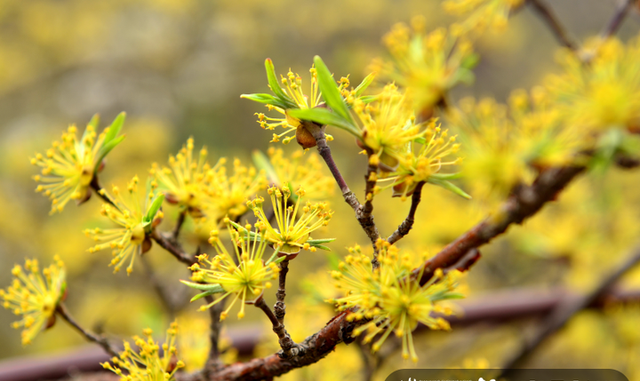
[265,59,296,108]
[93,135,125,174]
[427,178,471,199]
[429,172,463,180]
[105,112,126,144]
[313,56,353,123]
[144,194,164,223]
[88,114,100,130]
[288,108,361,138]
[252,150,279,185]
[240,93,291,109]
[353,73,376,97]
[180,280,225,292]
[190,289,224,302]
[307,238,336,244]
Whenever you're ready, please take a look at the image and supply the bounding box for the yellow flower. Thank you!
[84,176,164,275]
[150,137,226,217]
[443,0,525,34]
[382,119,463,199]
[546,36,640,133]
[30,113,126,214]
[372,20,477,113]
[101,322,185,381]
[351,84,427,171]
[1,256,66,345]
[330,241,461,362]
[265,147,335,200]
[247,186,333,255]
[189,225,280,320]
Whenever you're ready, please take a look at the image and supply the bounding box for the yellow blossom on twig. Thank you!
[264,147,334,200]
[187,224,280,320]
[0,256,66,345]
[101,322,185,381]
[84,176,164,275]
[443,0,525,34]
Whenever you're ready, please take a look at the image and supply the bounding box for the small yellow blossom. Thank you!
[84,176,163,275]
[266,147,335,200]
[247,186,333,255]
[330,240,462,362]
[351,84,427,171]
[150,137,225,217]
[190,225,280,320]
[207,158,267,221]
[1,256,66,345]
[101,322,185,381]
[30,114,125,214]
[372,20,477,113]
[381,119,463,198]
[546,36,640,133]
[443,0,525,34]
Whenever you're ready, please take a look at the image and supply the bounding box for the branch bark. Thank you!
[528,0,578,51]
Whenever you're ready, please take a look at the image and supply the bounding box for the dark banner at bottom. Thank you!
[385,369,628,381]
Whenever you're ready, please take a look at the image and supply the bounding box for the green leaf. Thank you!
[359,95,378,104]
[240,93,291,109]
[88,114,100,130]
[265,59,296,108]
[93,135,125,174]
[144,194,165,223]
[190,289,224,302]
[429,172,463,180]
[436,292,466,301]
[252,150,279,185]
[353,73,376,97]
[427,177,471,199]
[461,53,480,70]
[307,238,336,244]
[288,108,361,138]
[313,56,353,124]
[180,280,225,292]
[105,112,126,144]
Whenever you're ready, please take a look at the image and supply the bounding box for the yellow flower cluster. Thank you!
[381,119,463,199]
[443,0,525,34]
[31,124,105,214]
[149,137,226,217]
[101,322,185,381]
[84,176,163,275]
[151,138,267,233]
[372,19,477,113]
[351,84,427,171]
[448,89,588,201]
[330,240,461,362]
[546,37,640,133]
[247,186,333,256]
[253,65,323,145]
[266,147,335,200]
[0,257,66,345]
[189,225,280,320]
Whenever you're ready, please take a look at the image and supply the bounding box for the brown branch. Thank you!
[362,161,381,269]
[89,177,116,208]
[254,297,300,358]
[274,259,289,325]
[500,244,640,376]
[172,209,188,242]
[151,229,197,266]
[528,0,578,51]
[601,0,635,39]
[56,304,119,358]
[203,297,225,376]
[413,165,585,286]
[387,181,425,245]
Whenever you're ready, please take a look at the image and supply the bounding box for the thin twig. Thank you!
[89,177,116,207]
[499,244,640,376]
[362,161,381,269]
[56,303,119,358]
[254,297,300,358]
[528,0,578,51]
[172,209,187,242]
[274,259,289,325]
[387,181,425,245]
[601,0,635,39]
[151,229,196,266]
[140,255,176,317]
